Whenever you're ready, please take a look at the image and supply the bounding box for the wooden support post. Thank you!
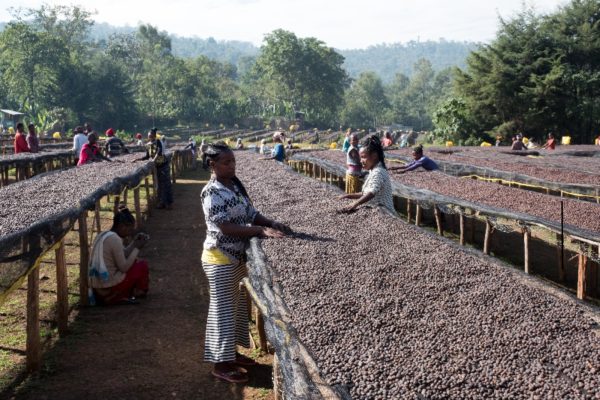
[26,265,41,372]
[483,219,492,255]
[415,205,422,227]
[113,195,120,214]
[523,228,531,274]
[557,233,565,282]
[55,240,69,336]
[94,201,101,233]
[577,253,588,300]
[255,307,268,353]
[434,207,443,236]
[123,189,128,207]
[144,177,152,217]
[406,200,412,223]
[459,213,465,245]
[134,188,142,229]
[78,212,89,306]
[273,353,282,400]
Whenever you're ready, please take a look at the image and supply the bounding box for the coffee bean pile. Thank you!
[0,149,74,164]
[0,154,151,237]
[302,151,600,234]
[387,148,600,186]
[237,152,600,399]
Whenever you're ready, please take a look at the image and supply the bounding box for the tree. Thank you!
[341,72,389,129]
[252,29,349,126]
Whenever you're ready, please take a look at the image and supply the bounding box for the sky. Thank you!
[0,0,569,49]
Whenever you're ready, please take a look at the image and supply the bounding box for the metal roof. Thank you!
[0,109,24,116]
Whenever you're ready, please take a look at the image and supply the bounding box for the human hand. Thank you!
[272,221,292,234]
[133,233,149,248]
[261,227,287,238]
[338,204,356,214]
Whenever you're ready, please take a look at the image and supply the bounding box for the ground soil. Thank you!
[4,168,273,400]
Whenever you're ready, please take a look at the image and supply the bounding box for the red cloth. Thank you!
[106,128,114,137]
[382,137,393,147]
[14,132,30,153]
[546,138,556,150]
[77,143,100,166]
[95,260,149,305]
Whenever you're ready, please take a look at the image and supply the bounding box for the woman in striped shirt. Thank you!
[200,142,291,384]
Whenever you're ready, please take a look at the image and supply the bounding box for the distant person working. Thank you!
[388,145,438,173]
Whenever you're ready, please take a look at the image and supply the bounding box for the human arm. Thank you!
[217,221,286,238]
[340,192,375,213]
[253,213,292,234]
[339,193,363,200]
[105,234,141,273]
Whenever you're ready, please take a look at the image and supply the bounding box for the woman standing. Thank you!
[201,142,290,384]
[339,135,396,215]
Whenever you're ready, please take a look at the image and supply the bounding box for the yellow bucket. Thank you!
[480,141,492,147]
[561,136,571,145]
[445,141,454,147]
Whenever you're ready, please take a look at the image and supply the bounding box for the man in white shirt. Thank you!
[72,126,88,164]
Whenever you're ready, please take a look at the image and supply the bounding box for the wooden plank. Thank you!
[415,205,422,227]
[406,199,412,223]
[144,177,152,217]
[55,240,69,336]
[113,195,120,214]
[577,253,588,300]
[78,212,89,306]
[94,201,102,233]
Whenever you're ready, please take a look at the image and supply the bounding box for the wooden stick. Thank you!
[144,177,152,217]
[434,207,443,236]
[273,353,282,400]
[523,228,531,274]
[406,200,412,223]
[255,307,268,353]
[577,253,588,300]
[557,233,565,282]
[459,213,465,245]
[78,212,89,306]
[134,188,142,229]
[123,189,128,206]
[483,219,492,255]
[94,201,102,234]
[26,264,41,372]
[113,195,120,214]
[55,240,69,336]
[415,205,422,227]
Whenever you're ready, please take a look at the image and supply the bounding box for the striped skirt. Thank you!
[345,172,362,194]
[202,261,250,363]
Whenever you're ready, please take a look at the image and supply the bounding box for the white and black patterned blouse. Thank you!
[362,162,396,215]
[201,178,258,263]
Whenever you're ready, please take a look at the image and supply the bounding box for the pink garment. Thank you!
[77,143,99,166]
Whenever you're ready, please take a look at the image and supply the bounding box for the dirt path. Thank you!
[10,168,273,400]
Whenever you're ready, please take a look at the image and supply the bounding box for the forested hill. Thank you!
[0,21,477,79]
[340,41,478,82]
[89,23,476,79]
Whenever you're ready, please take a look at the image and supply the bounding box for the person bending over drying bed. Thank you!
[339,135,396,215]
[260,132,285,162]
[388,144,438,174]
[77,132,112,166]
[89,206,150,305]
[201,142,291,384]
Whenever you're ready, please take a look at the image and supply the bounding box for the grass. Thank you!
[0,179,155,395]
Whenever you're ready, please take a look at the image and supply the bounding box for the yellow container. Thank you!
[480,141,492,147]
[445,141,454,147]
[561,136,571,145]
[522,137,529,145]
[329,142,338,149]
[52,132,61,139]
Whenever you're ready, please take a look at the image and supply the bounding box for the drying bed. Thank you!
[238,152,600,399]
[296,151,600,235]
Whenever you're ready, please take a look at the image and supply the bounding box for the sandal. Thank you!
[211,369,248,384]
[234,353,258,367]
